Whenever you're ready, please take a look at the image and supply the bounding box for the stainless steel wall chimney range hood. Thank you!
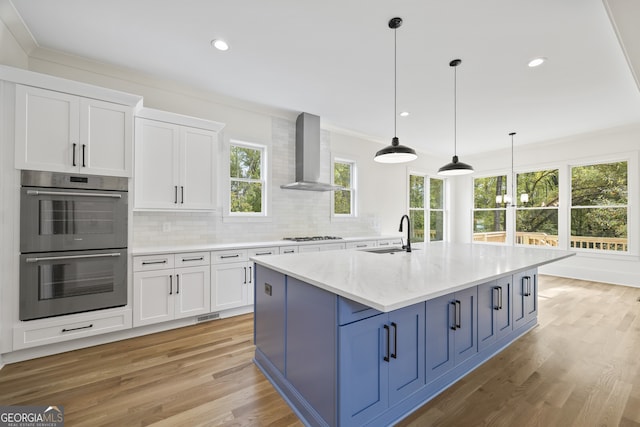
[280,113,343,191]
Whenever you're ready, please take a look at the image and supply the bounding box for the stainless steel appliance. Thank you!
[19,171,128,321]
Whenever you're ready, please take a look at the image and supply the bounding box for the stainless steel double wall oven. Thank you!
[20,171,128,321]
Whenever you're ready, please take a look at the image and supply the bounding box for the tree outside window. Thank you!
[409,175,445,243]
[409,174,425,243]
[473,175,507,243]
[571,161,627,251]
[230,143,265,214]
[430,178,444,241]
[333,159,355,216]
[516,169,559,246]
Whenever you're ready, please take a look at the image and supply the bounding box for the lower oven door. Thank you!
[20,249,127,321]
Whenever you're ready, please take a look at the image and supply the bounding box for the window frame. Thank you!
[514,168,560,248]
[407,171,446,243]
[331,156,357,219]
[226,139,269,219]
[472,173,509,245]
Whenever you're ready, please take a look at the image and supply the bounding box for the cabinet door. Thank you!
[388,303,425,405]
[80,98,132,177]
[15,85,79,173]
[211,262,248,311]
[134,118,180,209]
[179,126,217,210]
[133,270,174,327]
[254,265,286,374]
[495,275,513,341]
[454,286,478,365]
[477,280,498,352]
[338,314,388,426]
[425,294,455,383]
[513,269,537,329]
[174,266,210,319]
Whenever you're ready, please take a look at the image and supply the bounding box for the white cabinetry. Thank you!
[210,246,278,311]
[134,109,224,211]
[377,238,403,247]
[15,85,134,176]
[298,242,346,253]
[133,252,210,327]
[346,240,377,249]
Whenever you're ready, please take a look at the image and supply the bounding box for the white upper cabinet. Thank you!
[134,109,224,211]
[15,85,134,177]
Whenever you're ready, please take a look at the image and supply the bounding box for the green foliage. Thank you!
[230,145,263,213]
[410,210,424,243]
[410,175,424,208]
[334,162,352,215]
[430,178,443,209]
[517,170,559,207]
[474,175,507,209]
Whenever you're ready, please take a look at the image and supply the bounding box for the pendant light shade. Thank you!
[438,59,474,176]
[374,17,417,164]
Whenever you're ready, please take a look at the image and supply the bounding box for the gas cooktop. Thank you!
[282,236,343,242]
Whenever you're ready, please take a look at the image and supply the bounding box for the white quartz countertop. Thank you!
[131,235,400,256]
[252,242,575,312]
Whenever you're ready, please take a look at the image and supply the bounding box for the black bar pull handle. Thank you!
[523,276,531,296]
[248,266,252,284]
[383,324,390,362]
[391,322,398,359]
[174,186,178,204]
[169,274,173,295]
[176,274,180,294]
[499,286,503,310]
[493,286,500,310]
[181,186,184,204]
[72,143,77,166]
[450,301,457,330]
[243,267,247,284]
[62,324,93,333]
[82,144,86,167]
[455,300,462,329]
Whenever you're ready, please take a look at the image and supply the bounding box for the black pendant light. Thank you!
[374,17,417,164]
[438,59,474,175]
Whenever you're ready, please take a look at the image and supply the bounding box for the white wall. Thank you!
[454,125,640,286]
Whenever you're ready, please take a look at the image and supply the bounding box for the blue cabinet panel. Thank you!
[453,286,477,365]
[478,280,498,351]
[425,294,454,383]
[338,296,382,325]
[495,275,513,341]
[338,313,388,426]
[254,264,286,374]
[286,277,336,425]
[513,269,537,330]
[388,303,425,405]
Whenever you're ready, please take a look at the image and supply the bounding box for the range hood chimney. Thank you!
[280,112,343,191]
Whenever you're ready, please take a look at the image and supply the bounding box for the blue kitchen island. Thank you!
[252,242,573,426]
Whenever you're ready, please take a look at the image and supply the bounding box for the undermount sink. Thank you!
[362,247,407,254]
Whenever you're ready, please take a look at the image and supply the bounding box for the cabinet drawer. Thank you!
[346,240,377,249]
[378,238,403,247]
[338,296,381,325]
[133,254,175,271]
[248,247,279,258]
[13,309,132,350]
[174,251,210,267]
[211,249,249,264]
[280,246,298,254]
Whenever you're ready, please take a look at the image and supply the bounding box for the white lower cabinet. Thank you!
[211,249,250,311]
[133,252,210,327]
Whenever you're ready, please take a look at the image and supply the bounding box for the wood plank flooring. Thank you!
[1,275,640,426]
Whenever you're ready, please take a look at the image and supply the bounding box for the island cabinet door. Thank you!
[453,286,478,365]
[425,294,455,384]
[338,314,389,426]
[478,276,512,351]
[388,303,426,405]
[513,269,538,330]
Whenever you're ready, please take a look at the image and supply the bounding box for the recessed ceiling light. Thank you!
[400,111,410,117]
[528,57,546,67]
[211,39,229,51]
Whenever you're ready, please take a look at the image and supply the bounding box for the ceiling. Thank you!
[6,0,640,156]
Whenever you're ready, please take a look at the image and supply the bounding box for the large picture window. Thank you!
[570,161,628,251]
[473,175,507,243]
[409,174,445,243]
[515,169,559,247]
[229,142,265,215]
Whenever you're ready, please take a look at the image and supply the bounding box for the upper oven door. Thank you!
[20,187,128,253]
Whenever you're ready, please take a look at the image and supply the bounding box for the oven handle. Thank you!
[25,252,122,263]
[26,190,122,199]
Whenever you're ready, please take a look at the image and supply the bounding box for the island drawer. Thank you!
[338,296,381,325]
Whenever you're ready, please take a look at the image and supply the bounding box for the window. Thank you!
[473,175,507,243]
[570,161,628,251]
[515,169,559,247]
[229,142,266,215]
[409,174,445,243]
[333,159,356,216]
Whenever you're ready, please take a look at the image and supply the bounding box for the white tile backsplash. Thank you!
[132,116,379,247]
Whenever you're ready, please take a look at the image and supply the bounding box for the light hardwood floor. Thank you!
[1,276,639,426]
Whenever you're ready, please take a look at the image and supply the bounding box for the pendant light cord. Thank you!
[394,25,397,138]
[453,64,457,156]
[510,132,516,205]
